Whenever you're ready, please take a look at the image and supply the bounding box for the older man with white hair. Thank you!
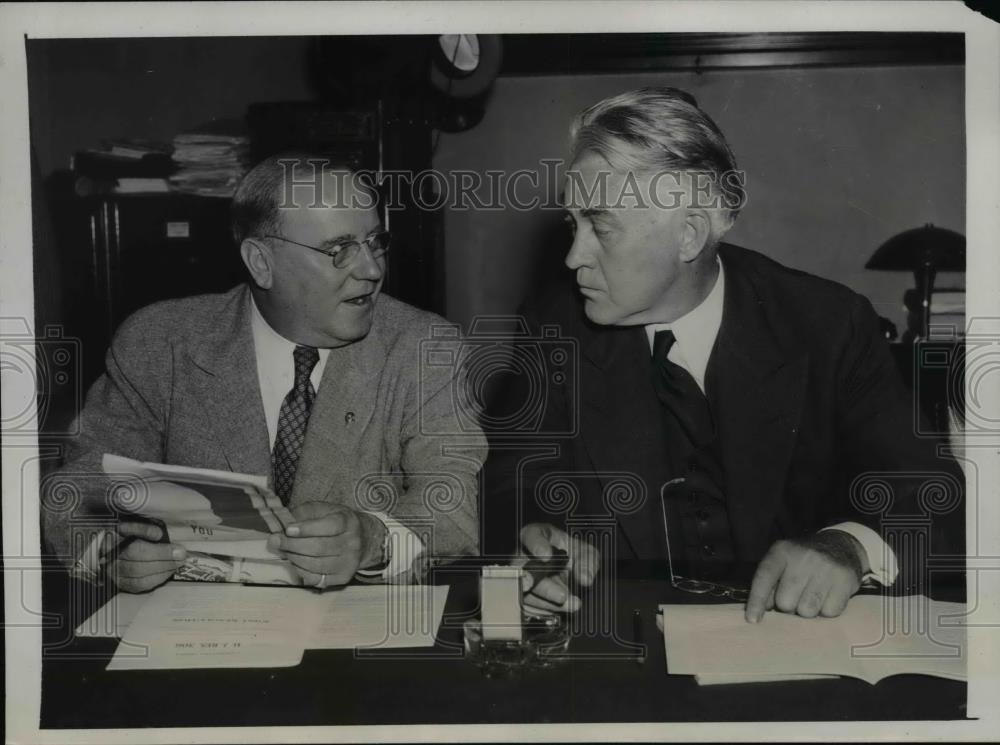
[486,87,963,622]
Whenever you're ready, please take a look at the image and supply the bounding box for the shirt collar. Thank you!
[250,294,330,369]
[644,258,725,390]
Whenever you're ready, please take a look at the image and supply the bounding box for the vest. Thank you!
[658,385,737,583]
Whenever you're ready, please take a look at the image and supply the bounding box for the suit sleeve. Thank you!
[480,304,579,558]
[41,313,169,567]
[393,325,487,573]
[832,295,964,593]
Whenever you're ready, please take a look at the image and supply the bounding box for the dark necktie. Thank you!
[272,345,320,505]
[651,330,715,448]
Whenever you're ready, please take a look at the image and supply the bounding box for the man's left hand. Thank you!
[267,501,387,588]
[745,530,868,623]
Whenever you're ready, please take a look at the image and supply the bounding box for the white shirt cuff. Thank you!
[355,511,424,581]
[820,522,899,587]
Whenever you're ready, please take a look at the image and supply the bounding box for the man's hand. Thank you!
[267,502,387,588]
[745,530,868,623]
[106,522,187,594]
[514,523,601,614]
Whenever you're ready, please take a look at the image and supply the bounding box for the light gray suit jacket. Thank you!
[43,284,486,577]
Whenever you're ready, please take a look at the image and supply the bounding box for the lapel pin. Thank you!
[345,411,356,425]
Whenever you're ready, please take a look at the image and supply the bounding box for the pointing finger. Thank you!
[746,544,787,623]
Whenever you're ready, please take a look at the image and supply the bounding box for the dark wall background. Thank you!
[28,37,314,178]
[28,39,965,338]
[434,65,965,333]
[27,37,315,342]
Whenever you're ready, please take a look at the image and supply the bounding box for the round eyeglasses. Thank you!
[261,231,391,269]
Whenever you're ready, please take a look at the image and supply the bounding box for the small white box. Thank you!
[481,565,524,642]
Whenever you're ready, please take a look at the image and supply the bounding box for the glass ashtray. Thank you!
[463,613,571,676]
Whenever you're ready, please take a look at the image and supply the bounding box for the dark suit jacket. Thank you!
[43,285,486,577]
[483,244,963,592]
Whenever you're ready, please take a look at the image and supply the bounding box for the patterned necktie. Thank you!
[272,345,320,505]
[651,330,715,447]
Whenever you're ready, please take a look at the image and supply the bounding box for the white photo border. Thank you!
[2,2,998,743]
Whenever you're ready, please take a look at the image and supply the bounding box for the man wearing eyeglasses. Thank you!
[486,88,963,621]
[43,154,485,593]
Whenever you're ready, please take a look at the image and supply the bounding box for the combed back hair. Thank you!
[230,152,358,245]
[570,87,744,240]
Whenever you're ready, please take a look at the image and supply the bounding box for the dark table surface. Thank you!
[39,564,968,728]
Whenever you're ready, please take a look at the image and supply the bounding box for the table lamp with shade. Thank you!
[865,224,966,341]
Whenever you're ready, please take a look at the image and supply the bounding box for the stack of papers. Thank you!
[660,596,966,685]
[113,178,171,194]
[170,124,249,197]
[104,138,173,160]
[77,581,449,670]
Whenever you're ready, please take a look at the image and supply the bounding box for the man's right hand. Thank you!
[515,523,601,614]
[105,522,187,594]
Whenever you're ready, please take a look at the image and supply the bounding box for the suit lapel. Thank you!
[578,323,672,558]
[706,250,808,560]
[186,286,385,503]
[290,313,385,507]
[186,286,272,478]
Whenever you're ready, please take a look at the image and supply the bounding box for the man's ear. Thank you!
[679,208,713,263]
[240,238,274,289]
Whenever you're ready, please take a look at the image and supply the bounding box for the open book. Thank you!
[659,595,966,686]
[102,454,300,585]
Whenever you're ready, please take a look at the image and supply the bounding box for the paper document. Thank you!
[310,585,450,650]
[101,454,300,584]
[693,673,835,685]
[103,582,450,669]
[108,583,310,670]
[660,595,966,685]
[75,592,148,638]
[654,612,832,685]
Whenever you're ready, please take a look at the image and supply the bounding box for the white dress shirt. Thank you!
[250,297,422,580]
[644,260,898,586]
